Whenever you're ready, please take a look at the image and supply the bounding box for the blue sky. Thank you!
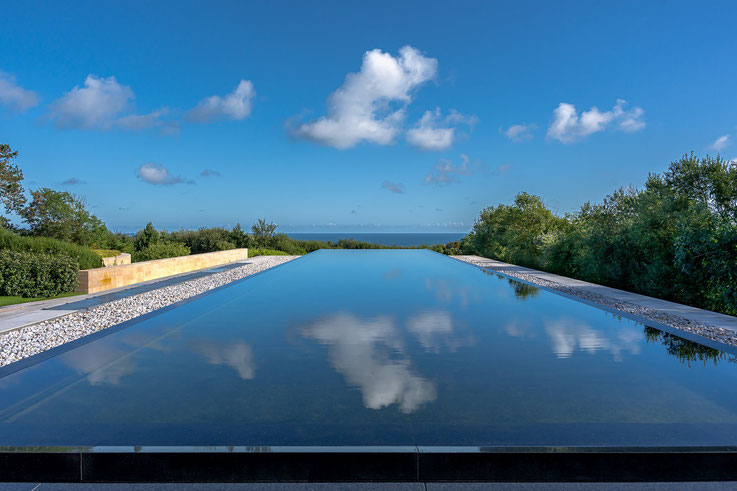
[1,0,736,233]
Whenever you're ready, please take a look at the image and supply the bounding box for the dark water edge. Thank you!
[286,233,466,247]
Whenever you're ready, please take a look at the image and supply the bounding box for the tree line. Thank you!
[461,153,737,316]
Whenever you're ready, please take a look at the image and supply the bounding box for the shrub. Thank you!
[0,250,78,297]
[463,153,737,316]
[0,227,102,269]
[168,227,236,254]
[249,248,290,257]
[132,242,191,262]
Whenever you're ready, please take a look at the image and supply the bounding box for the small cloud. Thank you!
[136,162,191,185]
[117,107,176,135]
[185,80,255,123]
[0,71,40,112]
[501,123,536,142]
[424,154,483,185]
[61,177,85,185]
[406,108,477,151]
[709,134,730,151]
[495,163,512,175]
[381,180,405,194]
[547,99,645,143]
[292,46,438,149]
[200,169,221,177]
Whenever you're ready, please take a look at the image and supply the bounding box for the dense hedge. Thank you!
[0,228,102,269]
[248,248,290,257]
[463,154,737,316]
[132,242,191,262]
[0,250,78,297]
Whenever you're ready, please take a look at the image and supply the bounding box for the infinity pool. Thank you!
[1,249,736,448]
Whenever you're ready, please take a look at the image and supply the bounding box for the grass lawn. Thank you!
[0,291,83,307]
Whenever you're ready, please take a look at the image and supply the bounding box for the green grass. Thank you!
[91,248,122,258]
[0,291,82,307]
[248,248,293,257]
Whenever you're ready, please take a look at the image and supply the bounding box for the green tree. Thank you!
[252,219,277,248]
[230,223,252,248]
[21,188,106,245]
[134,222,160,251]
[466,192,565,269]
[0,144,26,227]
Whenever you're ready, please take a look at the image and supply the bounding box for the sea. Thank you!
[285,233,467,247]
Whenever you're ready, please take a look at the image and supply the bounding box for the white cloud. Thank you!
[0,72,40,112]
[547,99,645,143]
[406,108,477,151]
[709,134,730,151]
[501,123,536,142]
[48,75,134,129]
[381,180,405,194]
[117,108,169,131]
[293,46,438,149]
[424,154,482,185]
[136,162,189,185]
[186,79,255,123]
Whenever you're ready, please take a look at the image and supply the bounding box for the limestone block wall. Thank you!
[102,253,132,267]
[77,248,248,294]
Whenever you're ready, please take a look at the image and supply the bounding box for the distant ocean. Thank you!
[286,233,467,247]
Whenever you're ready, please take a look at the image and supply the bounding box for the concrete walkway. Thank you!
[453,255,737,337]
[0,258,267,335]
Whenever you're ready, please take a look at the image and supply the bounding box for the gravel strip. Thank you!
[454,255,737,347]
[0,255,298,368]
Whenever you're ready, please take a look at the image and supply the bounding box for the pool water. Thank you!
[1,250,736,448]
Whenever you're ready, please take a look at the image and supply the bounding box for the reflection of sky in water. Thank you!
[544,318,643,361]
[193,341,256,380]
[2,250,736,447]
[302,313,436,413]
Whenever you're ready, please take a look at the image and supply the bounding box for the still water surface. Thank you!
[1,250,736,447]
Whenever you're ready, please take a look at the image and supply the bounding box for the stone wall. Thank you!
[77,249,248,294]
[102,253,131,267]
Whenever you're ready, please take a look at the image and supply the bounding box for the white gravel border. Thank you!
[454,255,737,347]
[0,255,298,368]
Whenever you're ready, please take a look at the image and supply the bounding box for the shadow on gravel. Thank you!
[45,263,247,312]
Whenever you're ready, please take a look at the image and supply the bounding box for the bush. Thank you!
[463,153,737,316]
[0,250,78,297]
[168,227,237,254]
[249,248,290,257]
[0,227,102,269]
[132,242,191,262]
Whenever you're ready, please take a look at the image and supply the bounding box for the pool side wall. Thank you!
[76,248,248,294]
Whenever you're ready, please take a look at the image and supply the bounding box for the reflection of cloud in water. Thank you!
[407,311,472,352]
[302,313,436,413]
[544,318,643,361]
[424,277,478,308]
[59,344,137,386]
[502,319,536,339]
[195,341,255,380]
[382,268,402,280]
